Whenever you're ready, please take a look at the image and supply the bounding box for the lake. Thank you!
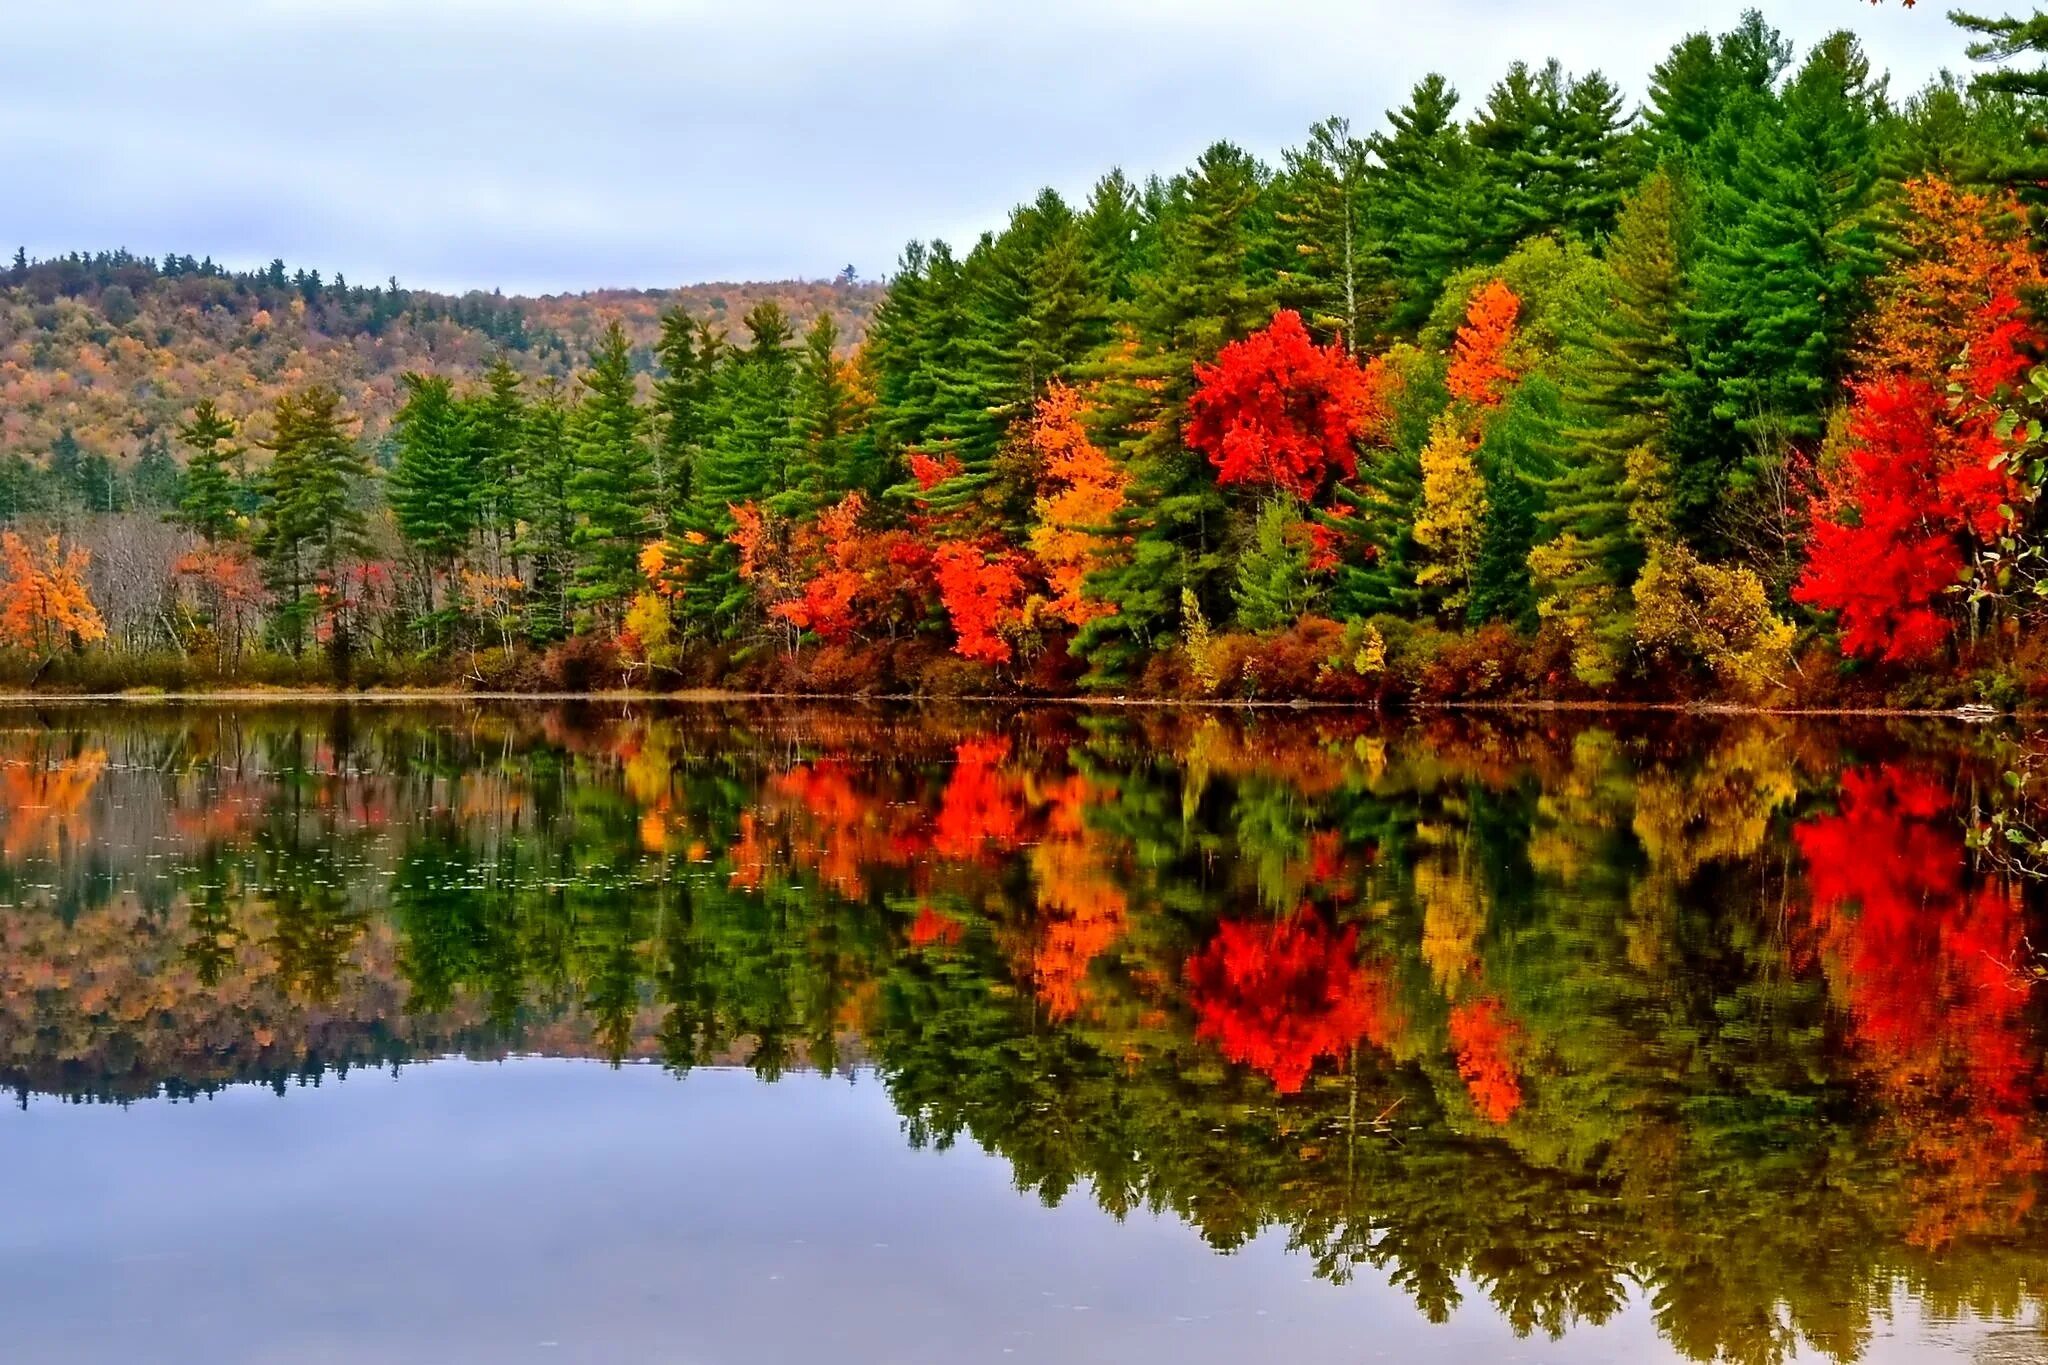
[1,701,2045,1364]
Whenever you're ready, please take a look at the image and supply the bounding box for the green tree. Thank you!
[390,373,478,612]
[176,400,243,543]
[568,321,653,622]
[253,386,373,657]
[1232,497,1318,631]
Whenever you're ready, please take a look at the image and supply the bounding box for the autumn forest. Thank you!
[3,8,2045,702]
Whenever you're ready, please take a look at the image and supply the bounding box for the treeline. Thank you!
[7,7,2048,700]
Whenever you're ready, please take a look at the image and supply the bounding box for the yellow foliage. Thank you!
[1413,412,1486,613]
[1632,542,1794,696]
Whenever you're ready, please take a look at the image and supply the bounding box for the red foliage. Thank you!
[908,904,965,949]
[1794,764,2045,1247]
[1445,280,1521,408]
[1184,906,1395,1094]
[933,542,1028,664]
[931,737,1026,859]
[907,450,961,491]
[1186,310,1382,501]
[1793,376,2015,663]
[1447,995,1523,1124]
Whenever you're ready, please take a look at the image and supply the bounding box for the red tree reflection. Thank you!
[1794,764,2045,1247]
[1447,995,1524,1125]
[1184,907,1395,1094]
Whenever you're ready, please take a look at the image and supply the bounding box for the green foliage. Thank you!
[1232,497,1319,631]
[568,321,653,621]
[176,399,242,543]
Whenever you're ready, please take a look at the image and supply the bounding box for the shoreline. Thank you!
[0,686,2026,720]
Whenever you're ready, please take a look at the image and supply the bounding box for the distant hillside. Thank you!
[0,250,886,461]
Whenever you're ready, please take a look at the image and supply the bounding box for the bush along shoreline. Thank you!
[6,12,2048,712]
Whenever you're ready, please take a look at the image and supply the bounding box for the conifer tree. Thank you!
[1671,30,1883,533]
[1367,75,1478,331]
[517,379,577,642]
[1232,497,1318,631]
[568,320,653,621]
[390,373,477,608]
[1276,116,1387,349]
[777,312,866,518]
[176,399,242,543]
[1533,172,1684,603]
[1076,143,1277,680]
[470,355,527,574]
[654,306,722,516]
[675,303,796,634]
[254,386,372,655]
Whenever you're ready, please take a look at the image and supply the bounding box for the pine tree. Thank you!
[1074,143,1278,680]
[470,355,527,575]
[517,379,577,642]
[176,400,242,543]
[1275,116,1388,349]
[568,321,653,622]
[131,435,183,511]
[1535,171,1684,587]
[254,386,372,656]
[776,312,865,519]
[390,373,477,605]
[1232,497,1317,631]
[1367,76,1479,332]
[653,307,723,517]
[1671,30,1883,534]
[675,303,796,634]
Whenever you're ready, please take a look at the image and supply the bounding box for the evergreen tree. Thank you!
[470,355,528,574]
[1367,76,1479,331]
[568,321,653,621]
[518,379,577,642]
[1467,377,1562,628]
[777,312,866,517]
[1671,30,1884,535]
[176,400,242,543]
[1075,143,1277,680]
[1535,171,1684,589]
[390,373,478,603]
[1232,498,1318,631]
[675,303,796,635]
[654,307,723,517]
[1275,116,1388,349]
[254,386,372,656]
[131,434,183,511]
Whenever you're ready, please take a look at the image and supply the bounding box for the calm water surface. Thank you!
[1,702,2046,1363]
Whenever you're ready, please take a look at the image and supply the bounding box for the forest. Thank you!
[0,7,2043,703]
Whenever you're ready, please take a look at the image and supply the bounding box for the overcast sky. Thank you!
[0,1,1960,296]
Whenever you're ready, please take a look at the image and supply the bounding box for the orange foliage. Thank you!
[1445,281,1522,408]
[0,532,106,654]
[907,450,962,491]
[0,746,107,859]
[933,543,1028,664]
[1026,382,1126,627]
[1864,178,2045,380]
[1028,772,1126,1021]
[908,904,965,950]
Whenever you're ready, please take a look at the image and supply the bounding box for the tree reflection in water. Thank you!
[0,702,2044,1364]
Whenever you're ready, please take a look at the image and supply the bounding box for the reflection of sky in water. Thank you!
[0,1060,2025,1365]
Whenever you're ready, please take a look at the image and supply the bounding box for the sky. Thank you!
[0,1,1962,297]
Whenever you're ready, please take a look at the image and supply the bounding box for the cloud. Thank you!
[0,1,1957,293]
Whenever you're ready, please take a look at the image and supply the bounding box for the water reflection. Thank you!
[1,702,2045,1363]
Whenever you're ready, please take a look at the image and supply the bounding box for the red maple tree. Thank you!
[1186,310,1383,501]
